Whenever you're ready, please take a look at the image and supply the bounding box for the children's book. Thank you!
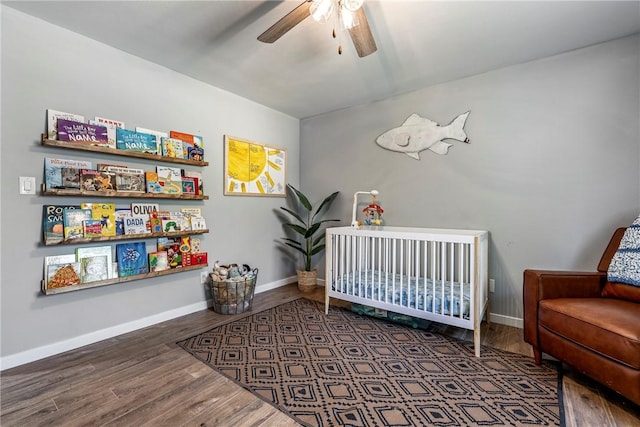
[156,166,182,194]
[123,214,150,235]
[150,210,170,233]
[116,242,149,277]
[91,116,125,149]
[47,109,85,140]
[80,170,115,192]
[169,130,203,155]
[82,219,103,238]
[157,237,182,268]
[115,171,145,193]
[160,137,184,159]
[114,208,131,235]
[63,208,92,239]
[136,127,167,155]
[45,158,93,190]
[186,145,204,162]
[76,245,114,279]
[45,255,81,289]
[181,169,203,195]
[80,203,116,237]
[116,128,157,154]
[148,251,169,272]
[60,167,81,189]
[190,238,201,254]
[43,205,80,243]
[181,177,196,195]
[130,203,159,217]
[79,255,109,283]
[145,172,164,193]
[57,118,108,145]
[190,216,207,231]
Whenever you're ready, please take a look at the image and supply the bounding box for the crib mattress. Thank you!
[331,270,472,318]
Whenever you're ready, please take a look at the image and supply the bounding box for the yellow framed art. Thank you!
[224,135,287,197]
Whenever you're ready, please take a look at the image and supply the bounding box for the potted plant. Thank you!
[280,184,339,293]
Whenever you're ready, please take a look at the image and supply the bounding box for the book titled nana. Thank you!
[116,242,149,277]
[43,205,80,243]
[57,119,108,145]
[116,128,157,154]
[45,158,93,190]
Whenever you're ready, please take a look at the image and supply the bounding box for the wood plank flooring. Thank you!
[2,284,639,426]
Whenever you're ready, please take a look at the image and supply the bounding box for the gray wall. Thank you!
[301,35,640,324]
[0,6,300,366]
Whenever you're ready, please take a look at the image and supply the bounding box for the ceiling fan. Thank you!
[258,0,377,58]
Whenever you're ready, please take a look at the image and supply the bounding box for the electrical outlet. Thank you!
[201,271,209,284]
[489,279,495,293]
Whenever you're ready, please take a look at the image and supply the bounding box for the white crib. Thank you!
[325,226,489,357]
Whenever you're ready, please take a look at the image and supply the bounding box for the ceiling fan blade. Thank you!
[347,6,377,57]
[258,1,312,43]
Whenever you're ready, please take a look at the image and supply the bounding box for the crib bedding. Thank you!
[332,269,471,318]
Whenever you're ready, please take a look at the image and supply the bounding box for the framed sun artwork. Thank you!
[224,135,287,197]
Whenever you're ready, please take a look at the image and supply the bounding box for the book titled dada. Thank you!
[116,128,157,154]
[116,242,149,277]
[57,119,108,145]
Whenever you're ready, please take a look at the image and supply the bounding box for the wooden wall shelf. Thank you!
[42,136,209,167]
[41,263,209,295]
[41,186,208,200]
[44,229,209,246]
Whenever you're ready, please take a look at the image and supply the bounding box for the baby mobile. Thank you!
[351,189,384,228]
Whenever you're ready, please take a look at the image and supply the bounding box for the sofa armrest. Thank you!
[523,269,606,348]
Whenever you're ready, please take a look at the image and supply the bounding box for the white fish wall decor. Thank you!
[375,111,471,159]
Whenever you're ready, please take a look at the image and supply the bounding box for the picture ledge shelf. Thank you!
[41,186,209,200]
[44,229,209,246]
[42,263,208,295]
[41,135,209,167]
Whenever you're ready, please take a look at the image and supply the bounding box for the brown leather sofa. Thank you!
[523,228,640,406]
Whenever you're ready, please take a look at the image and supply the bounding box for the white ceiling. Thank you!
[4,1,640,119]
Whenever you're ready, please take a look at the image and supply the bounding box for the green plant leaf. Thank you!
[310,244,325,256]
[282,238,302,249]
[304,222,321,238]
[280,207,305,225]
[284,223,307,236]
[312,191,339,221]
[284,241,308,256]
[288,184,312,212]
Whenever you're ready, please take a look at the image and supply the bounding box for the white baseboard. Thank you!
[1,276,298,371]
[489,313,523,329]
[1,276,521,371]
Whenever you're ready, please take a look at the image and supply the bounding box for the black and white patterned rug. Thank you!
[177,298,562,426]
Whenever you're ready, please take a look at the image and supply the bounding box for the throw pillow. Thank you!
[607,215,640,287]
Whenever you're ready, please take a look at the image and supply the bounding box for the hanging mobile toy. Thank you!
[362,194,384,226]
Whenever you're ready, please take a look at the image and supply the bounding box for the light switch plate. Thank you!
[19,176,36,195]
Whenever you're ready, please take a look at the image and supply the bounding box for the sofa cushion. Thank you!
[607,216,640,287]
[539,298,640,369]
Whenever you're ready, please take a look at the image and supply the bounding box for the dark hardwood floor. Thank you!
[2,284,639,426]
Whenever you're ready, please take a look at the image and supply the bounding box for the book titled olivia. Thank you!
[57,119,108,144]
[116,128,157,154]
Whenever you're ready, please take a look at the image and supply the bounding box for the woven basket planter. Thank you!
[296,269,317,293]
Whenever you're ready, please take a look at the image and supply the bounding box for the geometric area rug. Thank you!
[177,298,562,426]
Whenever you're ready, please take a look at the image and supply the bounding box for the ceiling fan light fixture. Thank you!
[310,0,334,23]
[342,0,364,12]
[341,8,359,30]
